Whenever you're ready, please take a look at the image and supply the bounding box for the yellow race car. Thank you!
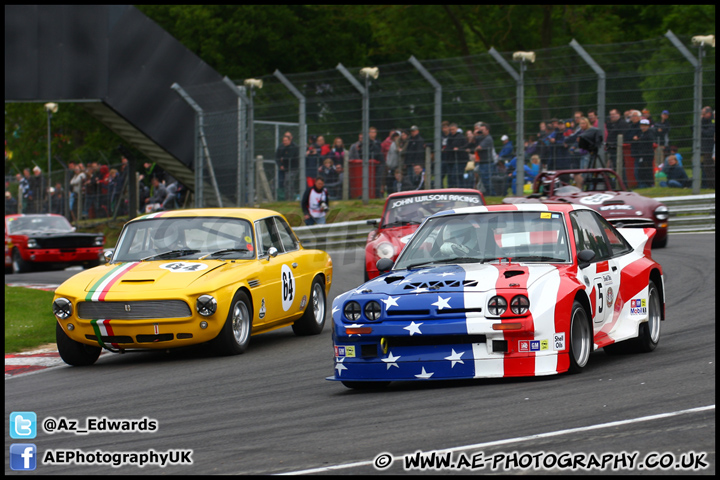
[52,209,332,366]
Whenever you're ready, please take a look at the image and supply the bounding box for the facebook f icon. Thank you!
[10,411,37,439]
[10,444,37,471]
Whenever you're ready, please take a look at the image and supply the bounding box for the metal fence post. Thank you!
[222,77,249,206]
[274,70,307,201]
[409,56,442,189]
[570,39,606,166]
[488,48,522,194]
[665,30,702,194]
[337,63,369,204]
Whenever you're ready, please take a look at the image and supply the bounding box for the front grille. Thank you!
[35,235,97,249]
[77,300,192,320]
[609,218,655,228]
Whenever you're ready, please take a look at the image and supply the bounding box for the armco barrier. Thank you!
[295,194,715,250]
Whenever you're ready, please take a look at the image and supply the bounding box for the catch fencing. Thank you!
[190,31,714,206]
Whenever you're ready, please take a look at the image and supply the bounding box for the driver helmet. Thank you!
[440,220,477,254]
[540,177,562,195]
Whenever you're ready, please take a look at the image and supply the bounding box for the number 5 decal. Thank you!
[594,280,604,322]
[281,264,296,312]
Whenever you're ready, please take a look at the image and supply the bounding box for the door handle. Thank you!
[611,266,617,272]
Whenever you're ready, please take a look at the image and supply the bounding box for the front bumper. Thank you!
[330,317,565,381]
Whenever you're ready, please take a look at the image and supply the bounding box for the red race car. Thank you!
[5,214,105,274]
[503,169,669,248]
[364,189,485,281]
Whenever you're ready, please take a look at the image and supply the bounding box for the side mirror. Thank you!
[103,249,114,263]
[266,247,278,259]
[366,219,378,227]
[376,258,394,273]
[577,249,596,269]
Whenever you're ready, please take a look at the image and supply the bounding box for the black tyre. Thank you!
[634,280,661,353]
[212,290,252,355]
[568,300,592,374]
[56,322,101,366]
[12,249,32,274]
[292,277,327,336]
[341,381,390,390]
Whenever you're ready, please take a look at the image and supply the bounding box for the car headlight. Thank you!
[344,301,362,322]
[53,298,73,319]
[196,295,217,316]
[375,242,395,259]
[27,239,39,249]
[510,295,530,315]
[487,296,507,316]
[94,236,105,246]
[654,205,669,221]
[364,301,382,321]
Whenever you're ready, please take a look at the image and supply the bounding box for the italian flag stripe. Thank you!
[86,262,140,348]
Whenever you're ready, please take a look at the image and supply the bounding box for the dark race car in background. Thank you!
[5,214,105,274]
[502,169,668,248]
[364,189,485,281]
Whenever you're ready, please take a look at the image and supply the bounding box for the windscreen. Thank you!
[394,211,571,269]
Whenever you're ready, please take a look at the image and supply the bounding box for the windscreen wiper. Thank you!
[199,248,250,260]
[141,249,200,261]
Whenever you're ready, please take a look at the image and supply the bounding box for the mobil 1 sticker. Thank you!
[281,264,296,311]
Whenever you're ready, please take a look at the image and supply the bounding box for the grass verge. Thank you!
[4,285,57,354]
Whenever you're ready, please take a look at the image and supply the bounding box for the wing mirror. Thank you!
[266,247,279,259]
[577,249,596,269]
[103,249,114,263]
[376,258,394,273]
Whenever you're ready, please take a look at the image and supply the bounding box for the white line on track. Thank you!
[279,404,715,475]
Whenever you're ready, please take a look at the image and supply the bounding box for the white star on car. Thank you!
[444,349,465,368]
[382,351,401,369]
[404,321,423,336]
[382,296,400,309]
[332,306,340,315]
[415,367,434,379]
[438,272,455,277]
[411,286,428,294]
[335,357,348,376]
[432,296,451,310]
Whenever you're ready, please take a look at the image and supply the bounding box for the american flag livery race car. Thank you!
[329,203,664,389]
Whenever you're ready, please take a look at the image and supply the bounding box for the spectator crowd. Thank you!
[276,105,714,204]
[5,157,186,218]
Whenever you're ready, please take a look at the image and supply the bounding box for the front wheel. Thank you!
[12,249,32,274]
[56,322,101,366]
[211,290,252,355]
[568,300,592,374]
[292,277,326,336]
[634,280,661,352]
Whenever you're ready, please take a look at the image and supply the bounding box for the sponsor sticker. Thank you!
[540,212,552,219]
[554,332,566,351]
[335,345,355,358]
[519,340,551,352]
[606,287,614,308]
[630,298,647,315]
[258,298,266,319]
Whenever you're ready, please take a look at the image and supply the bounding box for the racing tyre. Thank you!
[292,277,326,336]
[12,249,32,274]
[568,300,592,374]
[341,381,390,390]
[56,322,101,366]
[213,290,252,355]
[634,280,661,353]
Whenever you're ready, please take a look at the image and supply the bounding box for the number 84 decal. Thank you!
[281,264,296,312]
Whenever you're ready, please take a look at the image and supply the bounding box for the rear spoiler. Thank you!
[617,227,656,258]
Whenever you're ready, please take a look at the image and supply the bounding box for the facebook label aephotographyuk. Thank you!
[10,444,37,471]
